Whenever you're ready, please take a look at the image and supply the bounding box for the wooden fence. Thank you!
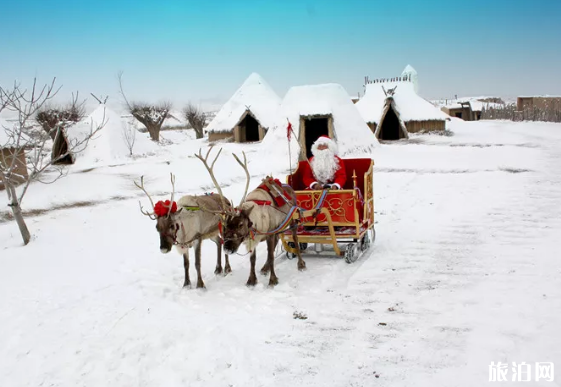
[481,103,561,123]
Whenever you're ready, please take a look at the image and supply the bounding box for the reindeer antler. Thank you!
[232,151,250,207]
[167,172,176,217]
[194,145,231,213]
[134,175,157,220]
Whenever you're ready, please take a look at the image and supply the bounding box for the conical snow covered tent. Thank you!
[356,79,450,141]
[258,83,379,168]
[206,73,281,143]
[67,104,158,168]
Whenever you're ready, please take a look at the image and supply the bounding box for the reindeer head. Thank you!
[135,173,183,254]
[195,145,252,255]
[221,205,254,254]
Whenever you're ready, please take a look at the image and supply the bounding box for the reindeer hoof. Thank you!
[298,261,307,271]
[224,266,232,274]
[183,281,191,288]
[246,278,257,287]
[214,267,223,275]
[268,277,279,287]
[196,280,206,289]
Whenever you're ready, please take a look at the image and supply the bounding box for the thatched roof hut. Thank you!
[258,83,379,166]
[206,73,281,143]
[356,79,450,141]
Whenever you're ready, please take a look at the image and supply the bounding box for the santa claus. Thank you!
[302,135,347,190]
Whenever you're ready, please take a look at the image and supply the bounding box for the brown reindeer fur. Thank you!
[222,184,305,287]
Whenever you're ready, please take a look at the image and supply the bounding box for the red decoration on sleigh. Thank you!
[154,200,178,217]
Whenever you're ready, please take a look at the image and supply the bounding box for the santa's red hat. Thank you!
[311,135,338,156]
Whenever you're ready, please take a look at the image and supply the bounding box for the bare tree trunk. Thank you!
[194,128,203,139]
[5,180,30,245]
[145,123,160,142]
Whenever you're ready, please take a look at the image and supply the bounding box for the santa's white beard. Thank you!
[311,149,339,184]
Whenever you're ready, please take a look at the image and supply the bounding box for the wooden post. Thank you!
[352,169,357,190]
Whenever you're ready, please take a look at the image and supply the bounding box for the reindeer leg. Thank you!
[214,237,223,275]
[195,238,205,289]
[246,250,257,286]
[291,220,306,271]
[183,251,191,288]
[267,235,279,287]
[224,254,232,274]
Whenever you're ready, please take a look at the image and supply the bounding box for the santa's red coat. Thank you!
[302,156,347,189]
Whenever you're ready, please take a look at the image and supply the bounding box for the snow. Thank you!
[356,81,450,125]
[206,73,281,133]
[2,119,561,386]
[256,83,379,170]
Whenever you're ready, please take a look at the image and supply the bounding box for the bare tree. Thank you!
[121,117,137,156]
[118,71,170,142]
[0,78,106,245]
[183,103,207,139]
[36,93,86,164]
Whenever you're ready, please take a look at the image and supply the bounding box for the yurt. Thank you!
[67,105,158,168]
[356,79,450,141]
[258,83,379,169]
[206,73,281,143]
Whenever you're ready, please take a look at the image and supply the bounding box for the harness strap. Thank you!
[182,206,200,211]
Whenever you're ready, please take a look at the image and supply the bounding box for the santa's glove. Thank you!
[323,184,332,189]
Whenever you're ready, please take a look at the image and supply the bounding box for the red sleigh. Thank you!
[281,157,375,263]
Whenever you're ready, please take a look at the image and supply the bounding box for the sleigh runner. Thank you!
[279,157,375,263]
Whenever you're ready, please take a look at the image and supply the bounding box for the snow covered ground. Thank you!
[1,120,560,386]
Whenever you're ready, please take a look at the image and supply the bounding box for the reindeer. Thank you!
[196,146,306,287]
[135,172,232,289]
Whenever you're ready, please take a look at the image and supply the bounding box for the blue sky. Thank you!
[1,0,560,110]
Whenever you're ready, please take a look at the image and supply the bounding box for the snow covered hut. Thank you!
[356,79,450,141]
[66,105,158,168]
[258,83,379,167]
[0,119,28,190]
[206,73,281,143]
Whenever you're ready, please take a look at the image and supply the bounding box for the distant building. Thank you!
[517,96,561,111]
[401,64,419,94]
[437,97,505,121]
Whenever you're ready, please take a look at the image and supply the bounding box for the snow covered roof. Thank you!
[206,73,281,133]
[518,95,561,99]
[256,83,379,168]
[356,81,449,124]
[401,64,417,76]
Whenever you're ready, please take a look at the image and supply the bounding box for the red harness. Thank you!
[257,178,290,207]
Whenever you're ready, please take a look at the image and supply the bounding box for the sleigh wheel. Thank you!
[344,242,359,264]
[360,232,371,252]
